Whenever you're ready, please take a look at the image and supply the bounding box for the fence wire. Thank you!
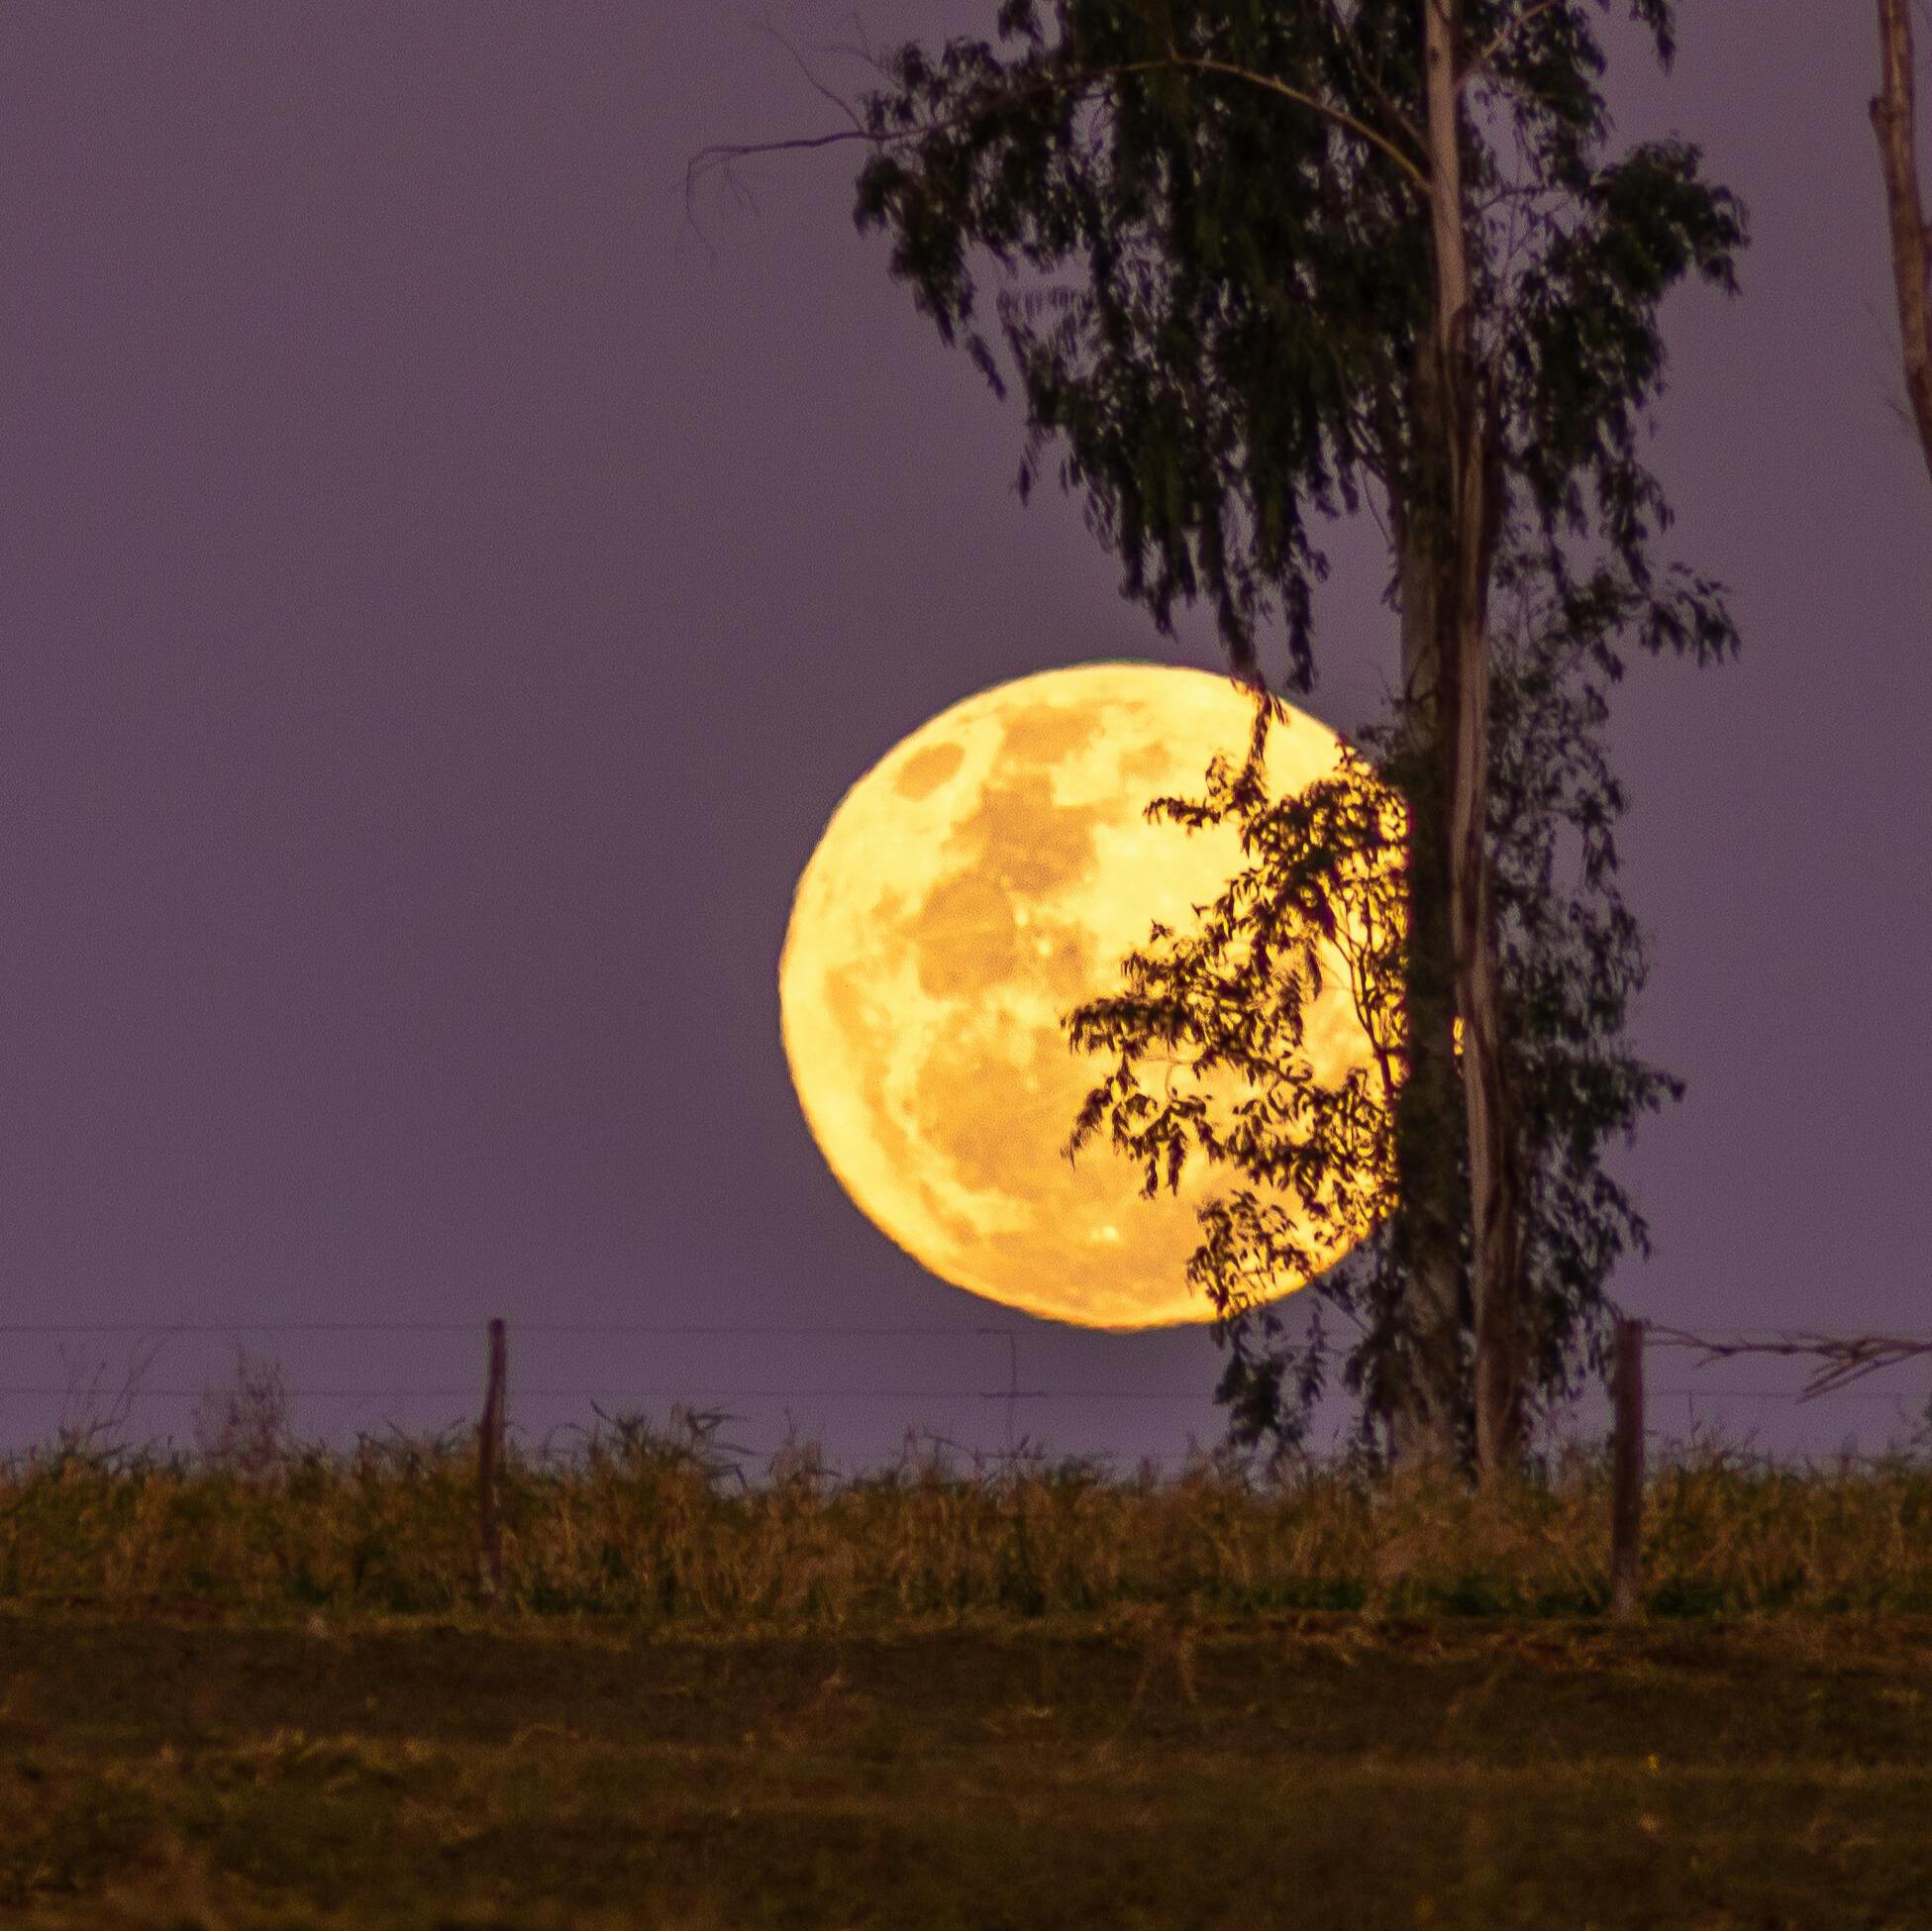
[2,1316,1928,1471]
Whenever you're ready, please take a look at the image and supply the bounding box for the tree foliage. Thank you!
[1061,554,1682,1466]
[851,0,1744,697]
[841,0,1744,1469]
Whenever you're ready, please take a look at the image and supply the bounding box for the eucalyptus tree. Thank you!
[1060,543,1686,1473]
[1872,0,1931,484]
[820,0,1743,1481]
[697,0,1743,1478]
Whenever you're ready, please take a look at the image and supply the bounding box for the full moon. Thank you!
[778,661,1387,1329]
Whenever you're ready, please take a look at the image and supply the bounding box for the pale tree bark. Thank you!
[1420,0,1526,1485]
[1169,3,1530,1481]
[1124,13,1531,1480]
[1386,453,1470,1474]
[1873,0,1932,485]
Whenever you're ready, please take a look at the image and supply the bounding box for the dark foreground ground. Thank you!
[2,1604,1929,1929]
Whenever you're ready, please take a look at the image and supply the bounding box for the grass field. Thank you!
[3,1603,1931,1929]
[6,1411,1932,1622]
[3,1412,1931,1925]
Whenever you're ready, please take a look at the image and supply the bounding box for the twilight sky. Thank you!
[1,2,1926,1472]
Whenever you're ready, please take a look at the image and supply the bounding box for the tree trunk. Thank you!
[1386,465,1471,1475]
[1423,0,1526,1485]
[1873,0,1932,486]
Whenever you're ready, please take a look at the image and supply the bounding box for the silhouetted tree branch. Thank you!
[1064,552,1687,1474]
[1647,1324,1932,1403]
[1873,0,1932,483]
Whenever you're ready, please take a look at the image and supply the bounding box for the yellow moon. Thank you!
[778,661,1384,1329]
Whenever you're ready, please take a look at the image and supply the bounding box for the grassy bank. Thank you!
[6,1414,1932,1925]
[3,1606,1930,1928]
[3,1410,1931,1622]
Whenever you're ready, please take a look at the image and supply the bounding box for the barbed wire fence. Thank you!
[0,1317,1303,1484]
[2,1315,1930,1485]
[1605,1321,1932,1614]
[5,1314,1931,1618]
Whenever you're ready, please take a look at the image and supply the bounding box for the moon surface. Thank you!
[777,661,1386,1329]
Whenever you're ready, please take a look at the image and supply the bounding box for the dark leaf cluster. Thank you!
[852,1,1746,688]
[1061,562,1682,1467]
[844,2,1745,1467]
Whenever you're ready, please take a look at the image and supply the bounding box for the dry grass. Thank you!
[3,1399,1930,1624]
[6,1380,1932,1926]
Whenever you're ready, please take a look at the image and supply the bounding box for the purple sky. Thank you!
[1,3,1926,1473]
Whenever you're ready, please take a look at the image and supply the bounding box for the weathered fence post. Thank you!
[1609,1316,1646,1620]
[477,1317,506,1603]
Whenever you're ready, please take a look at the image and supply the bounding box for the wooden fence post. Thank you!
[1609,1316,1646,1620]
[477,1317,506,1603]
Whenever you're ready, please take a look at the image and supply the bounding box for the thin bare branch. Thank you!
[1159,54,1432,193]
[685,48,1432,246]
[687,125,872,197]
[1872,0,1932,483]
[756,14,867,137]
[1645,1324,1932,1403]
